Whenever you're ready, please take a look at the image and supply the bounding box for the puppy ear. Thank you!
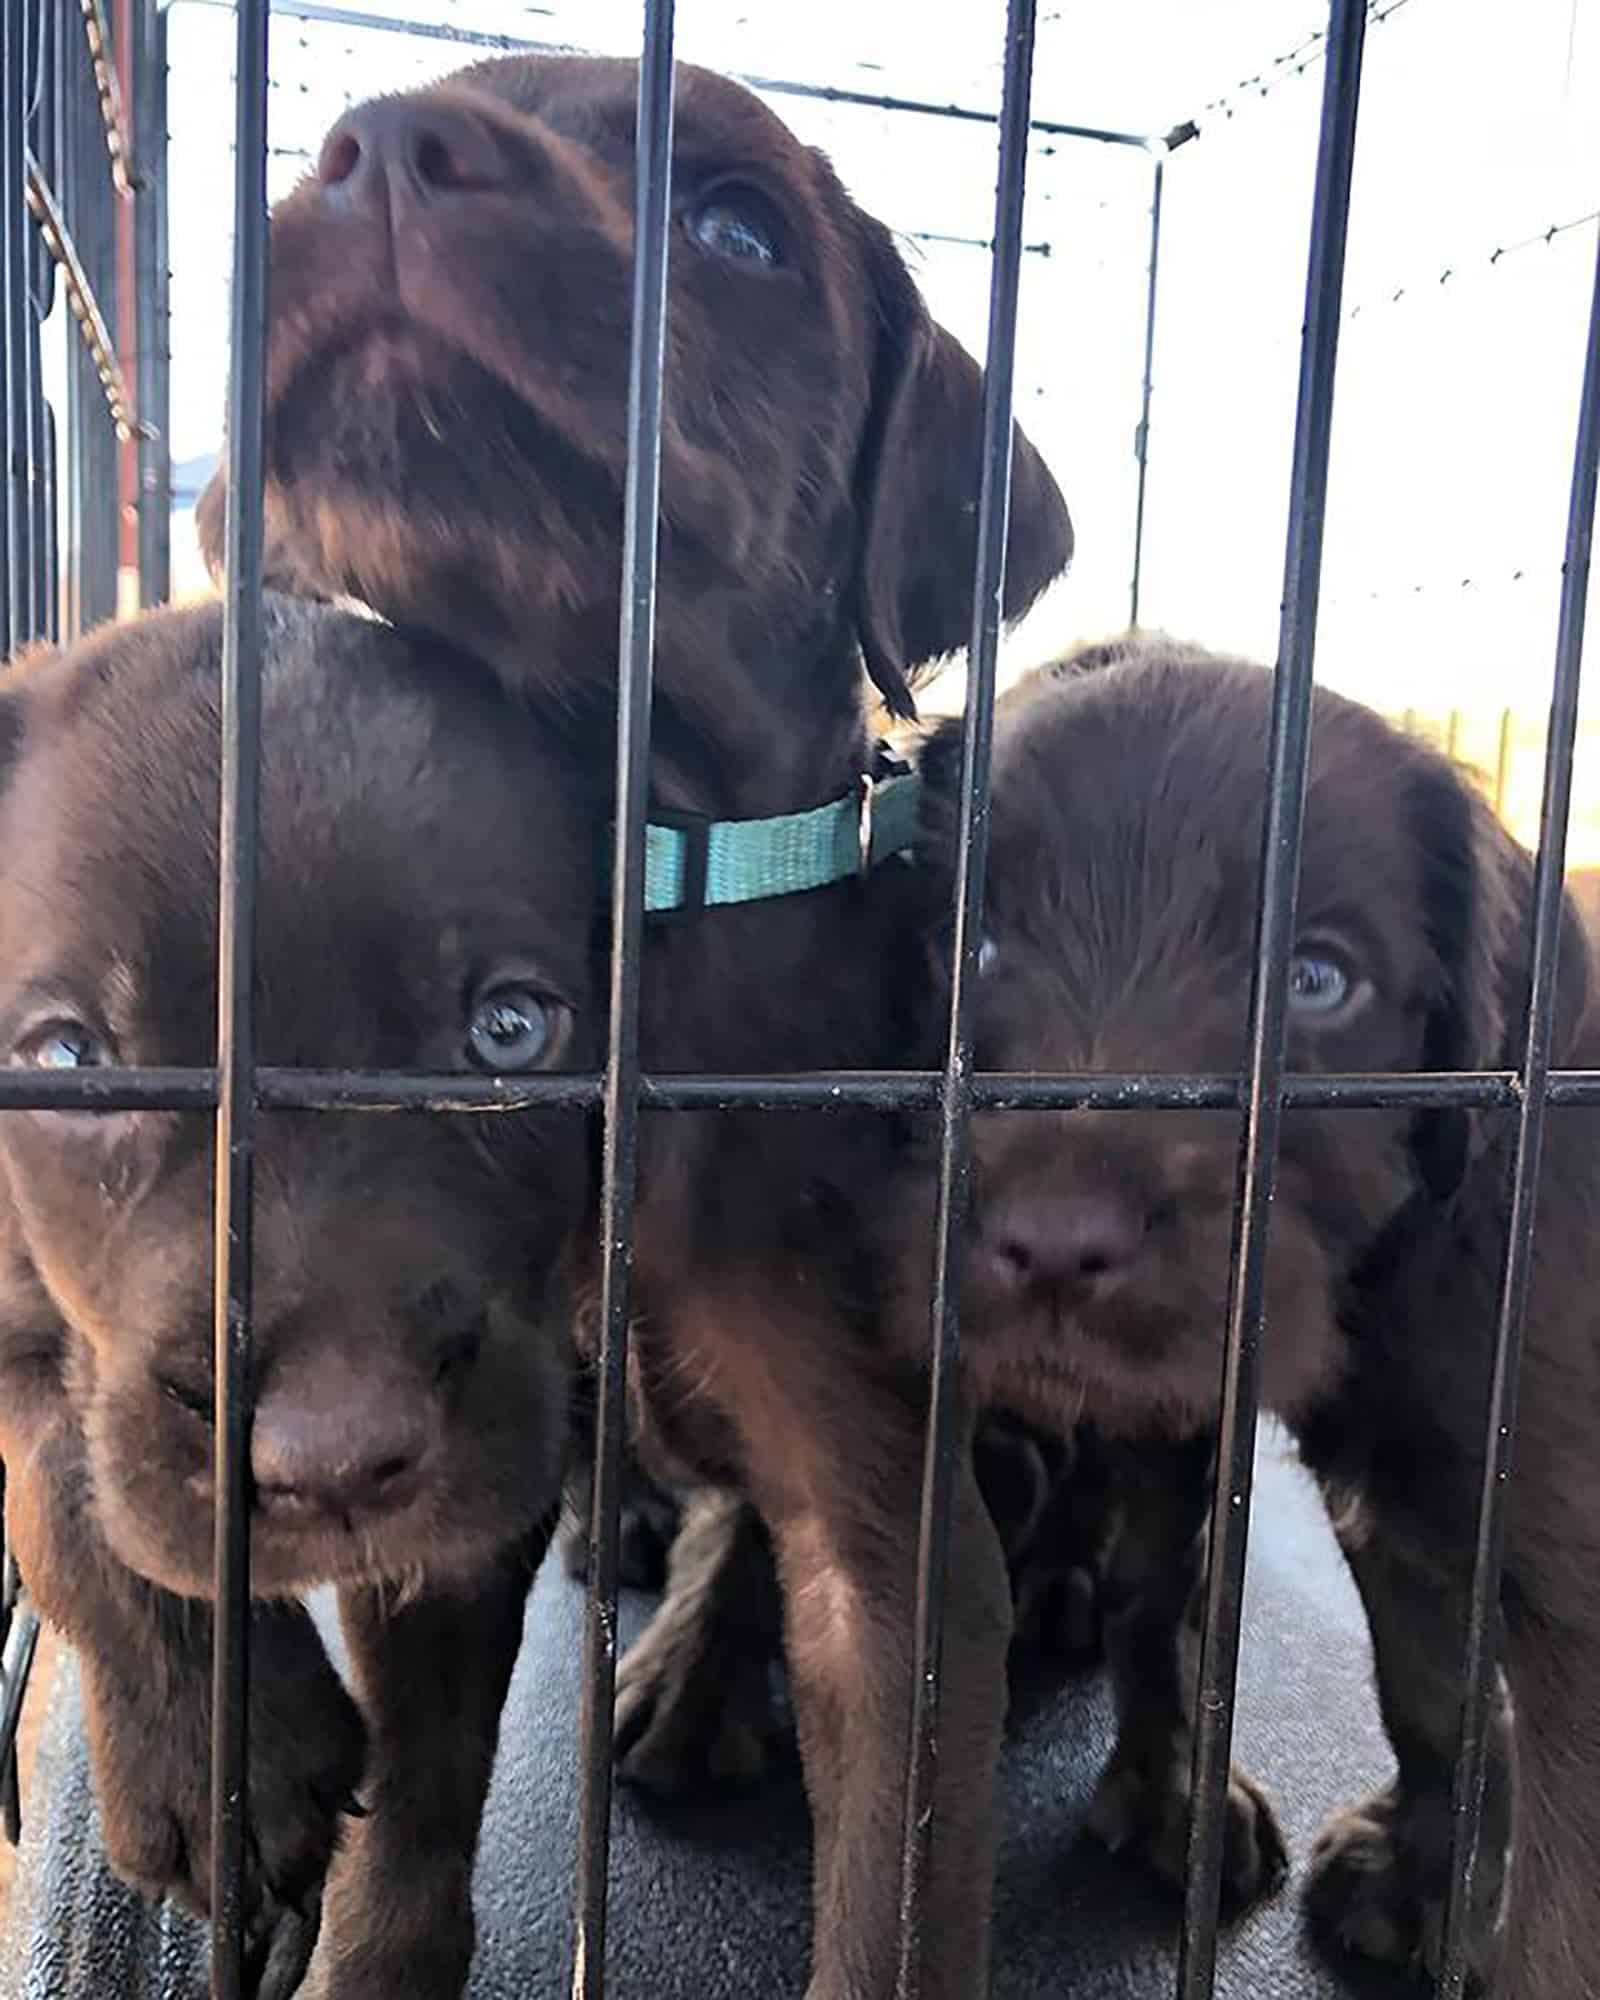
[1407,756,1593,1199]
[852,216,1073,721]
[196,464,333,601]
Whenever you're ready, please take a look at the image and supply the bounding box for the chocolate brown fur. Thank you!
[195,53,1074,2000]
[900,634,1598,1995]
[0,597,595,1996]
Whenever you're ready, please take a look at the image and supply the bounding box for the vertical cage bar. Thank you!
[113,0,139,619]
[40,401,56,645]
[2,0,28,655]
[56,12,76,642]
[570,4,676,1995]
[894,2,1037,1993]
[1175,3,1366,1994]
[26,312,47,644]
[1436,219,1600,2000]
[0,1580,39,1844]
[208,0,269,1990]
[135,0,168,609]
[20,0,42,645]
[1129,150,1163,629]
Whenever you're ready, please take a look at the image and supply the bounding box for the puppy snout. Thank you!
[316,97,515,216]
[251,1380,431,1523]
[983,1188,1146,1296]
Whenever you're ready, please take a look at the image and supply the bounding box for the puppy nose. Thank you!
[986,1190,1145,1292]
[316,99,513,217]
[251,1387,430,1522]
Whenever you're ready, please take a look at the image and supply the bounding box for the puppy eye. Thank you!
[1287,949,1353,1018]
[465,985,566,1074]
[13,1019,113,1071]
[687,188,782,268]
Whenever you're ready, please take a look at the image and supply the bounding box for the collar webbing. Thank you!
[638,769,922,915]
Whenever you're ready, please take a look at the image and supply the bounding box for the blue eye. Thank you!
[688,193,781,267]
[465,986,560,1074]
[1287,951,1351,1016]
[16,1020,111,1070]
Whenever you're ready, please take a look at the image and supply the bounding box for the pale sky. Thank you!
[138,0,1599,849]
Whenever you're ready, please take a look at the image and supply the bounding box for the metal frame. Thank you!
[0,1,1597,1997]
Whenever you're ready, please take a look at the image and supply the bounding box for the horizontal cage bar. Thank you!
[4,1065,1600,1115]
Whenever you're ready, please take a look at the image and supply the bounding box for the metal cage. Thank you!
[1,1,1597,1997]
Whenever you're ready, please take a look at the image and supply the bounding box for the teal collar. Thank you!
[638,766,922,915]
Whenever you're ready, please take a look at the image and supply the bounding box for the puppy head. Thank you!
[0,597,596,1598]
[907,635,1592,1438]
[197,55,1071,736]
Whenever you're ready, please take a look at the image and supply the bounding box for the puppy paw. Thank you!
[1303,1786,1494,1985]
[1087,1736,1288,1913]
[300,1859,474,2000]
[83,1610,366,1981]
[613,1607,783,1797]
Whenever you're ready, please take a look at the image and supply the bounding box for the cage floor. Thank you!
[0,1430,1415,1999]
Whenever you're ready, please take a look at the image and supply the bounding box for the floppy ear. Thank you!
[851,216,1074,722]
[1407,756,1593,1200]
[195,463,334,601]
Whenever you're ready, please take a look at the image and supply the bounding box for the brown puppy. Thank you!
[899,634,1597,1995]
[199,53,1074,2000]
[0,596,595,1998]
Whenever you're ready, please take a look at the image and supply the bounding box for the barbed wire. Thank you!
[1350,208,1600,321]
[1195,0,1415,126]
[1324,563,1566,613]
[1253,207,1600,353]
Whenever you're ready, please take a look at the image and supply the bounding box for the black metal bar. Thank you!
[1176,4,1366,1994]
[1130,150,1163,627]
[135,0,169,607]
[718,69,1144,147]
[3,0,28,656]
[0,1598,40,1781]
[896,3,1037,1993]
[171,0,1157,148]
[5,1064,1600,1117]
[0,1560,26,1844]
[1436,216,1600,2000]
[56,15,78,642]
[26,310,46,645]
[40,398,55,643]
[208,0,268,1990]
[570,7,675,1995]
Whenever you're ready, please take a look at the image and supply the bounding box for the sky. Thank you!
[132,0,1600,852]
